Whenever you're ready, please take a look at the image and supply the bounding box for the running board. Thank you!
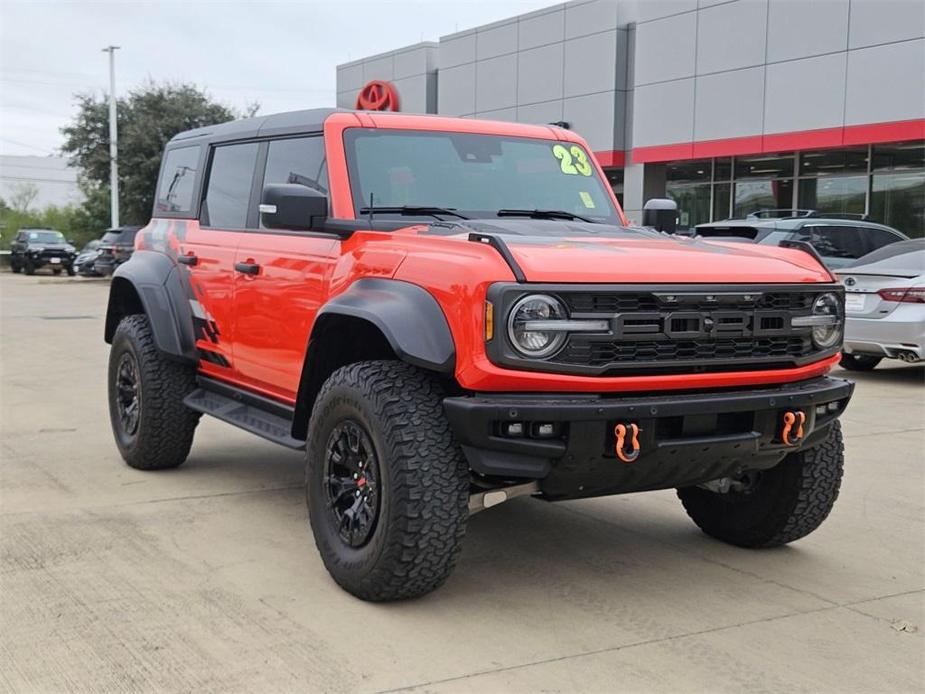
[183,381,305,450]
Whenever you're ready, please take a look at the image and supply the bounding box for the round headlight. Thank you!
[507,294,568,358]
[811,292,843,349]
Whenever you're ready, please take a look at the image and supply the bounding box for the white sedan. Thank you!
[836,239,925,371]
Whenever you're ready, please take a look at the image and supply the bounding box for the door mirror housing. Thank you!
[642,198,678,234]
[260,183,328,231]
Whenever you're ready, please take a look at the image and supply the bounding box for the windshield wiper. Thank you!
[358,205,470,220]
[496,208,596,223]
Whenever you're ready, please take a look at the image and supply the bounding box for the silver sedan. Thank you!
[836,239,925,371]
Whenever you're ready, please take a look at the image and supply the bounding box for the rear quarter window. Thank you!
[155,145,201,215]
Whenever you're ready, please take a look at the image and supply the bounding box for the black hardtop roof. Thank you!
[168,108,343,146]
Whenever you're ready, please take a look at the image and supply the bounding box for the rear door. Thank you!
[181,141,260,379]
[232,135,339,402]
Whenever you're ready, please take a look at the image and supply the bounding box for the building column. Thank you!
[621,162,666,226]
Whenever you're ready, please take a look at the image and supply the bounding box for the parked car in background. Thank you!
[94,226,141,276]
[836,239,924,371]
[73,239,103,276]
[9,228,77,275]
[695,211,908,270]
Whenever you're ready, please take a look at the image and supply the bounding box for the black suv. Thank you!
[695,211,908,269]
[10,228,77,275]
[94,226,141,276]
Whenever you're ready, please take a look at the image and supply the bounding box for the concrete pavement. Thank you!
[1,272,922,693]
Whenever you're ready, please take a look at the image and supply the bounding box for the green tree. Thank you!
[61,82,257,226]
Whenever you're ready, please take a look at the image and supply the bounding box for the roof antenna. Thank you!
[368,192,374,227]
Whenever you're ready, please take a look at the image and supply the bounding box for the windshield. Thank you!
[344,129,621,225]
[101,228,137,244]
[27,230,65,244]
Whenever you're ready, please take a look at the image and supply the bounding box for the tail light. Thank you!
[877,287,925,303]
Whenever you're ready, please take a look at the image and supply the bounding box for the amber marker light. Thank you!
[485,301,494,341]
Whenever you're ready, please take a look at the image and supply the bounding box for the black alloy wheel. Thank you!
[323,420,381,548]
[115,351,141,439]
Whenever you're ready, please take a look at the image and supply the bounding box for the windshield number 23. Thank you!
[552,144,593,177]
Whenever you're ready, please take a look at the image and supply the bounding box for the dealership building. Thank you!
[336,0,925,236]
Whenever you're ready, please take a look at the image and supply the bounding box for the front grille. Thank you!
[559,336,812,368]
[487,284,840,377]
[564,291,815,314]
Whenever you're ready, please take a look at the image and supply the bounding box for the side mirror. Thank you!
[642,198,678,234]
[260,183,328,231]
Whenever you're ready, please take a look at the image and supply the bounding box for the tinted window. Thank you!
[261,137,328,229]
[802,225,867,259]
[862,227,904,254]
[203,143,259,229]
[155,146,200,214]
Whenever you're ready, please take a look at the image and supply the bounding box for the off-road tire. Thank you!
[677,421,844,548]
[305,360,469,601]
[839,353,882,371]
[24,261,35,276]
[10,262,21,274]
[108,314,199,470]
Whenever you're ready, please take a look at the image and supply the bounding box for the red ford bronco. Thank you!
[105,109,852,601]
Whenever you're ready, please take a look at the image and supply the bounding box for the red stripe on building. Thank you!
[592,150,626,167]
[629,118,925,164]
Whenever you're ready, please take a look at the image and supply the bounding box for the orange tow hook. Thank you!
[614,423,641,463]
[782,410,806,446]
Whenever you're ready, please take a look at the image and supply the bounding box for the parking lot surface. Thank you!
[1,272,923,693]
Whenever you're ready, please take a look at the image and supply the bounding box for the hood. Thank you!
[430,220,832,284]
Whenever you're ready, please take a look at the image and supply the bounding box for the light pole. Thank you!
[102,45,120,228]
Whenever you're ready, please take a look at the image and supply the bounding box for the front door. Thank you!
[183,141,261,381]
[232,135,338,402]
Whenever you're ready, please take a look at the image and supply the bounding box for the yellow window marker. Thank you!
[579,191,596,209]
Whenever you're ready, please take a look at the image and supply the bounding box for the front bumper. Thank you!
[844,309,924,360]
[444,376,853,500]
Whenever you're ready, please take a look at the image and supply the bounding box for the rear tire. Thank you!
[677,421,844,548]
[24,261,35,276]
[108,314,200,470]
[10,262,21,274]
[839,353,881,371]
[305,360,469,601]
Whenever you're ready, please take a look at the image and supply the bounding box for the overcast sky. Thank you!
[0,0,554,158]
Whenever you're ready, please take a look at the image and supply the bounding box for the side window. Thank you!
[807,225,866,259]
[862,228,903,255]
[202,143,259,229]
[155,146,200,214]
[261,136,327,229]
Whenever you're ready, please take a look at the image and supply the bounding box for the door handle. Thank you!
[234,261,261,275]
[177,253,198,266]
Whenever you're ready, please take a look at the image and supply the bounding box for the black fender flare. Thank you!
[316,278,456,372]
[104,250,198,363]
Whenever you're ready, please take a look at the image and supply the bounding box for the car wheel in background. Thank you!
[839,353,882,371]
[24,261,35,275]
[108,314,200,470]
[305,360,469,601]
[10,262,21,273]
[66,264,76,277]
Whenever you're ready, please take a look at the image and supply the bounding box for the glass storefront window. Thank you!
[733,179,794,217]
[667,160,711,182]
[666,183,711,229]
[605,169,624,210]
[734,153,794,179]
[870,172,925,238]
[713,183,731,220]
[799,147,868,176]
[872,142,925,171]
[797,175,867,216]
[714,158,732,182]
